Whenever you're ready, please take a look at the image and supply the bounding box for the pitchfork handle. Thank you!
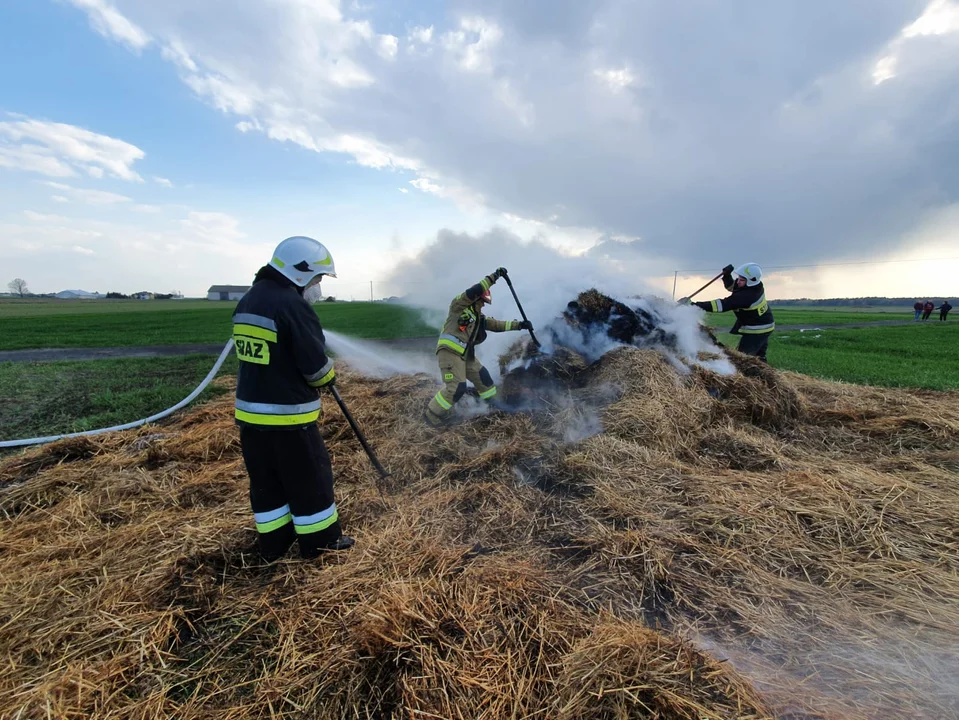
[687,272,725,301]
[329,386,390,482]
[503,273,541,347]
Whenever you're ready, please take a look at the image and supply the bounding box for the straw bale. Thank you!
[2,352,959,719]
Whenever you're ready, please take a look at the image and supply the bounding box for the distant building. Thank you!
[132,291,155,300]
[55,289,102,299]
[207,285,250,301]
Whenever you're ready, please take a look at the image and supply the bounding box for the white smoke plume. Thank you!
[380,227,735,382]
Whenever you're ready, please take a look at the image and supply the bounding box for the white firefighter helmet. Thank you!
[269,236,337,287]
[733,263,763,287]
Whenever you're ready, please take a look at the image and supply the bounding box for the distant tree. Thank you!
[324,296,337,302]
[106,292,130,299]
[7,278,28,297]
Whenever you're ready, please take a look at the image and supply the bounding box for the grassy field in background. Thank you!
[2,323,956,443]
[0,298,928,351]
[0,299,218,317]
[716,322,959,390]
[0,354,239,442]
[0,300,435,350]
[1,298,955,442]
[701,306,915,328]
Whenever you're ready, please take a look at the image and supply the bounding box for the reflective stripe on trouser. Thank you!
[235,398,321,426]
[239,424,342,559]
[427,349,496,418]
[738,323,775,334]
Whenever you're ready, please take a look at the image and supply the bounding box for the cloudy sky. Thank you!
[2,0,959,300]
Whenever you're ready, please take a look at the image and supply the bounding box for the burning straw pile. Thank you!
[2,336,959,718]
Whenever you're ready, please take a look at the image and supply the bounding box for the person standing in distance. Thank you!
[232,236,354,561]
[679,263,775,362]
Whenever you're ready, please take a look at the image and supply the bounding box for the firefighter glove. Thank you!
[518,320,533,330]
[678,297,692,305]
[493,267,508,280]
[722,264,735,275]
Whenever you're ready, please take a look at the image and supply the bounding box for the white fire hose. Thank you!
[0,339,235,450]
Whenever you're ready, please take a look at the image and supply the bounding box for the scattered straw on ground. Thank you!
[2,348,958,719]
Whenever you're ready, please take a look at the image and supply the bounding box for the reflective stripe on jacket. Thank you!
[233,268,335,428]
[436,275,521,356]
[694,275,775,335]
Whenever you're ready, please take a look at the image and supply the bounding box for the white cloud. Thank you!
[23,210,60,222]
[1,208,264,295]
[44,181,131,205]
[160,39,197,71]
[0,116,145,181]
[377,34,398,60]
[133,204,162,213]
[152,175,173,187]
[180,211,246,245]
[409,178,443,195]
[443,16,503,73]
[0,144,75,177]
[871,1,959,84]
[398,187,409,193]
[903,0,959,37]
[872,55,898,84]
[65,0,150,51]
[594,66,635,93]
[409,25,434,45]
[64,0,959,272]
[52,195,70,203]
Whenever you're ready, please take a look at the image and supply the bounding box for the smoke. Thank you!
[691,621,959,718]
[381,227,734,383]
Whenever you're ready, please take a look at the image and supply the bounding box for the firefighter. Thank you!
[233,235,354,561]
[425,267,533,426]
[680,263,775,362]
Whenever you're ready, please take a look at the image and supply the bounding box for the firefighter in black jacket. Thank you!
[680,263,775,362]
[232,235,353,561]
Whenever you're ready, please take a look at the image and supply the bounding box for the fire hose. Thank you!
[0,339,236,450]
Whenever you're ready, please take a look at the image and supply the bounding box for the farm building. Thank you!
[55,289,102,299]
[207,285,250,301]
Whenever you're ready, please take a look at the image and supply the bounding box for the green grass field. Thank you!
[1,298,955,443]
[0,354,239,442]
[0,299,924,351]
[716,322,959,390]
[702,306,914,328]
[0,299,435,350]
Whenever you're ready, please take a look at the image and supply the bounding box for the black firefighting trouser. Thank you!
[737,333,771,363]
[239,424,342,560]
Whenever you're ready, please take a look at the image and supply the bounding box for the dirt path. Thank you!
[0,321,932,363]
[0,337,436,363]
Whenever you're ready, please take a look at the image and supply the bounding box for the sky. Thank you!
[2,0,959,301]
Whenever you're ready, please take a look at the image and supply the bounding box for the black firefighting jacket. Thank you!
[232,267,335,428]
[694,270,775,335]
